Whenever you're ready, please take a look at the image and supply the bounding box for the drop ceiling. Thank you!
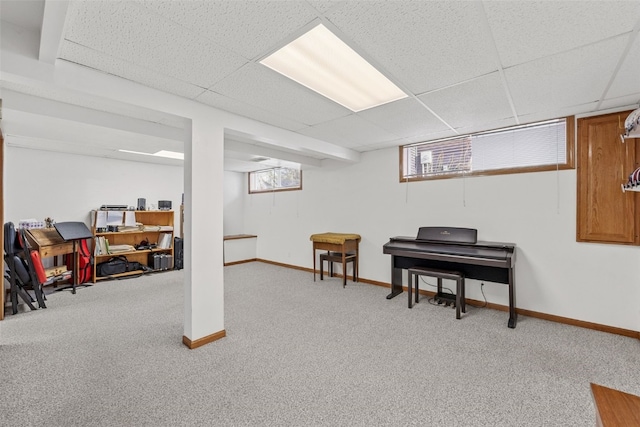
[1,0,639,171]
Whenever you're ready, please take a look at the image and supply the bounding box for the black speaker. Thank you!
[137,198,146,211]
[158,200,172,210]
[174,237,183,270]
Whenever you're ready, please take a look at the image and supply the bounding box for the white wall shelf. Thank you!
[621,184,640,193]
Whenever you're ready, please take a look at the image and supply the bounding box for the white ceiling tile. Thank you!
[297,114,399,147]
[59,41,206,100]
[505,36,628,116]
[597,95,640,112]
[306,1,344,15]
[63,1,247,88]
[6,0,640,172]
[357,97,450,139]
[136,0,318,60]
[209,62,351,126]
[325,1,498,94]
[419,72,514,130]
[195,90,309,132]
[402,129,459,145]
[518,101,599,124]
[606,34,640,99]
[0,0,44,32]
[351,139,404,152]
[222,158,263,173]
[452,117,518,137]
[485,0,640,67]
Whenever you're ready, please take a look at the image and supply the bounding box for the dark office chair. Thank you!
[3,222,47,314]
[4,222,37,314]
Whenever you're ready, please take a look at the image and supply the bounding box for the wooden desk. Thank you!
[26,228,74,259]
[591,383,640,426]
[25,228,74,280]
[310,233,360,286]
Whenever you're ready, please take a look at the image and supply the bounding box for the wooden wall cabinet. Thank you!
[577,111,640,244]
[91,210,174,282]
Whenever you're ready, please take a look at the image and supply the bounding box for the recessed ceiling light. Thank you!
[118,149,184,160]
[260,24,407,112]
[154,150,184,160]
[118,149,153,156]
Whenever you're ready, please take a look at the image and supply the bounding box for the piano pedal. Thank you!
[435,294,456,308]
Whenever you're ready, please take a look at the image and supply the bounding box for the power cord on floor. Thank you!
[419,276,454,307]
[418,277,488,308]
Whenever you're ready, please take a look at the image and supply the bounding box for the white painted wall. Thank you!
[3,147,245,247]
[4,146,184,233]
[224,237,257,263]
[4,20,638,336]
[2,24,351,342]
[244,148,640,332]
[223,171,245,236]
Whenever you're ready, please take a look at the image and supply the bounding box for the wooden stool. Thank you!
[320,251,358,288]
[408,267,465,319]
[310,233,360,283]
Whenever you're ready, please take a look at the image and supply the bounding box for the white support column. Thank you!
[39,0,70,64]
[182,118,225,348]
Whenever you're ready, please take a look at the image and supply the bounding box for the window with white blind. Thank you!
[400,117,574,182]
[249,167,302,194]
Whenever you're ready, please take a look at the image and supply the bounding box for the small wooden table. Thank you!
[26,228,74,259]
[310,233,360,287]
[26,226,89,292]
[25,228,75,280]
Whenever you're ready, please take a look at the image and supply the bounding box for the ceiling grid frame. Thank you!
[0,0,638,171]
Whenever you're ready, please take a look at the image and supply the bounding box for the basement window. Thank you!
[249,167,302,194]
[400,117,575,182]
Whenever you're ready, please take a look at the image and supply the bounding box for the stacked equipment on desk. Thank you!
[148,252,172,271]
[91,210,175,282]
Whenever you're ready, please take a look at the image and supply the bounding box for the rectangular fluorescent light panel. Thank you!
[154,150,184,160]
[118,149,184,160]
[260,24,407,112]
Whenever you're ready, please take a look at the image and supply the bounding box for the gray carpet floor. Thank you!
[1,262,639,426]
